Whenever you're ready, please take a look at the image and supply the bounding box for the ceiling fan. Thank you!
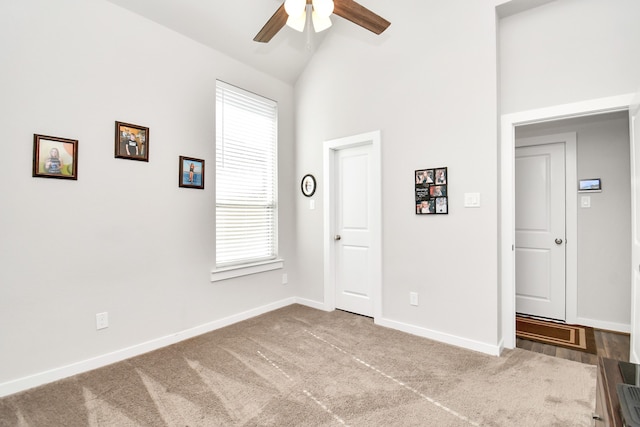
[254,0,390,43]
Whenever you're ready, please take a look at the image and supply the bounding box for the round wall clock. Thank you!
[301,174,316,197]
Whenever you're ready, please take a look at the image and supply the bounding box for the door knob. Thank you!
[555,238,563,245]
[335,235,341,241]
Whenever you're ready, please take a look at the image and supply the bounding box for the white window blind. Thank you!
[216,81,278,267]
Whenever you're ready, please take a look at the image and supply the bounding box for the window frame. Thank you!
[211,81,282,282]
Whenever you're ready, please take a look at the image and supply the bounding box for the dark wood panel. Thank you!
[596,357,625,426]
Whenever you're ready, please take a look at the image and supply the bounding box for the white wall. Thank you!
[295,0,502,350]
[0,0,297,395]
[498,0,640,344]
[516,112,631,330]
[500,0,640,114]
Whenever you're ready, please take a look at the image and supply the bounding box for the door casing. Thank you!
[629,95,640,363]
[323,130,382,320]
[500,94,635,351]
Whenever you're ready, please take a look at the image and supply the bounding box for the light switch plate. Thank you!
[464,193,481,208]
[581,196,591,208]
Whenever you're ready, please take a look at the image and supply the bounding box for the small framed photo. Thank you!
[32,134,78,180]
[430,185,447,197]
[115,121,149,161]
[435,168,447,184]
[415,169,434,187]
[179,156,205,189]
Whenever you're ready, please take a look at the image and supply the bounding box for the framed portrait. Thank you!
[178,156,205,189]
[32,134,78,180]
[415,167,448,215]
[115,121,149,162]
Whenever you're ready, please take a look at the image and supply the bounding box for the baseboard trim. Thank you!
[0,297,297,398]
[575,316,630,334]
[294,297,329,311]
[375,317,501,357]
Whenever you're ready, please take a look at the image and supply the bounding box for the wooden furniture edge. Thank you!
[598,356,624,426]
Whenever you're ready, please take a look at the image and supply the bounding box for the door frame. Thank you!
[323,130,382,320]
[515,133,577,322]
[500,94,634,350]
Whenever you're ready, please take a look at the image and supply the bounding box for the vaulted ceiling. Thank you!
[104,1,558,85]
[105,0,354,84]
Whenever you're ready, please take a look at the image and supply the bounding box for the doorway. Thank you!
[500,94,635,350]
[323,130,382,319]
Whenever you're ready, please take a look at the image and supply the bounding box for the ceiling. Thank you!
[105,0,342,84]
[103,1,554,84]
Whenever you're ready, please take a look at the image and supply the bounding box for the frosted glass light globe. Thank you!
[284,0,306,17]
[312,11,332,32]
[312,0,334,18]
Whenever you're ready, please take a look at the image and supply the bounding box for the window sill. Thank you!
[211,259,284,282]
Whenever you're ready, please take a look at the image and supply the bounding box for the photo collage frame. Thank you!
[415,167,448,215]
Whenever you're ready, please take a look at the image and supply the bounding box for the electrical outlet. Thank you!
[96,312,109,330]
[282,273,288,284]
[410,292,419,306]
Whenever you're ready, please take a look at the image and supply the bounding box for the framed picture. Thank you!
[179,156,205,189]
[415,167,448,215]
[301,174,316,197]
[32,134,78,180]
[115,121,149,161]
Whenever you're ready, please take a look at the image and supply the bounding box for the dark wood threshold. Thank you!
[517,328,630,365]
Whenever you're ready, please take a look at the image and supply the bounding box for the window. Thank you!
[215,81,278,271]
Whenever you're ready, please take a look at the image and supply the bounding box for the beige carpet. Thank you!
[0,305,596,426]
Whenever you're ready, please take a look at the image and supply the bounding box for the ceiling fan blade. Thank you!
[254,3,288,43]
[333,0,390,35]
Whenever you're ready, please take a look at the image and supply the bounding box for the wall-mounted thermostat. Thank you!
[578,178,601,193]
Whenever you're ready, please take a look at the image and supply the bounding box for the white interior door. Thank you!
[333,144,374,316]
[515,141,566,320]
[630,94,640,362]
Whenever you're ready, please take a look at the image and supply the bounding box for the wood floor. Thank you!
[517,328,630,365]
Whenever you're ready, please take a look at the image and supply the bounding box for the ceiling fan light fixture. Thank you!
[254,0,390,43]
[286,11,307,32]
[311,0,334,18]
[284,0,306,17]
[311,11,332,32]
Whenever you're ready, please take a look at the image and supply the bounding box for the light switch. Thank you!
[309,199,315,210]
[581,196,591,208]
[464,193,481,208]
